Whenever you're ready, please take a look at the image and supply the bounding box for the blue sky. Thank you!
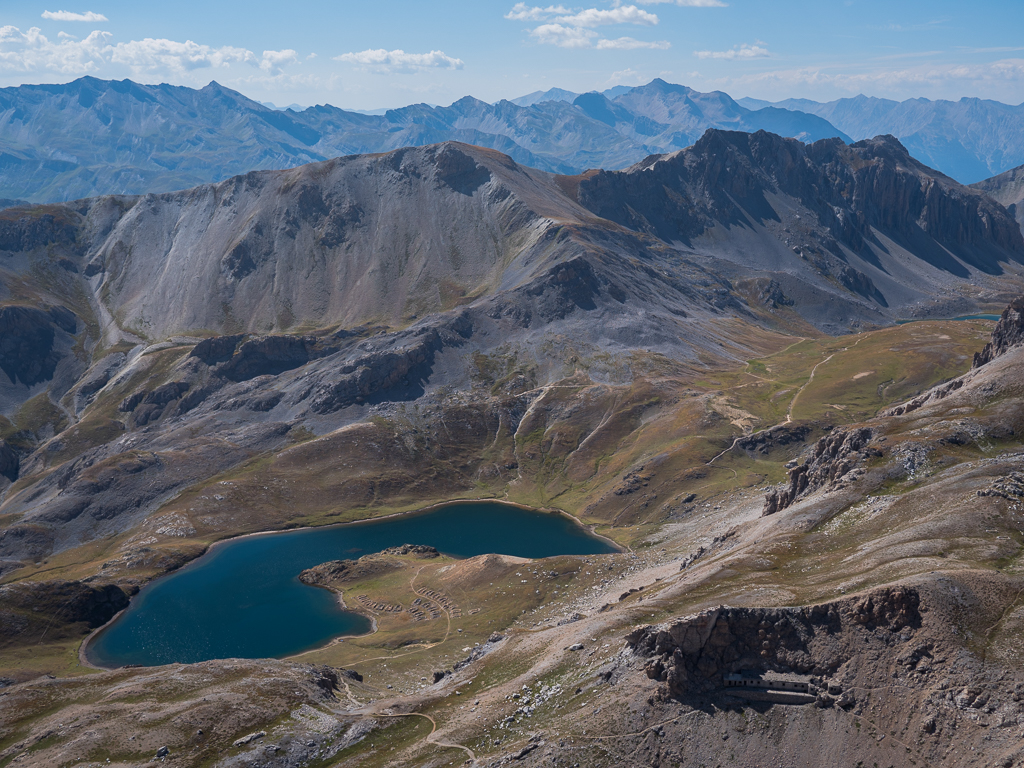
[2,1,1023,109]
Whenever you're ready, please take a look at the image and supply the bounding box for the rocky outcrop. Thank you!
[309,314,471,414]
[379,544,440,557]
[627,586,920,698]
[0,441,18,483]
[973,296,1024,368]
[190,335,245,365]
[215,336,311,382]
[119,381,192,426]
[756,279,794,308]
[736,425,810,457]
[0,523,54,564]
[143,381,191,406]
[0,579,130,638]
[299,545,439,588]
[972,162,1024,230]
[884,377,967,417]
[837,265,886,305]
[882,296,1024,417]
[762,427,874,515]
[0,305,72,386]
[0,208,79,253]
[74,353,127,413]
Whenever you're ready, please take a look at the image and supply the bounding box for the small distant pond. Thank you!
[896,314,1000,325]
[85,501,617,668]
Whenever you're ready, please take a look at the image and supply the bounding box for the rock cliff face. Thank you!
[762,427,875,515]
[309,313,472,414]
[628,586,919,698]
[0,305,77,387]
[576,131,1024,280]
[0,441,18,483]
[972,296,1024,368]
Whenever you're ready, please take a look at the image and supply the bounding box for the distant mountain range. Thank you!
[2,76,1022,203]
[516,87,1024,185]
[0,77,846,202]
[738,94,1024,184]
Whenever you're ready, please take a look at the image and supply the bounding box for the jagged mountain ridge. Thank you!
[0,77,847,202]
[575,130,1024,323]
[740,93,1024,184]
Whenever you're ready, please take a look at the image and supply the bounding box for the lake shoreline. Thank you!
[79,498,620,671]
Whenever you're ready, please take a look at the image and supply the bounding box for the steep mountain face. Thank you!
[740,94,1024,183]
[973,162,1024,230]
[0,77,847,202]
[574,130,1024,330]
[87,143,586,340]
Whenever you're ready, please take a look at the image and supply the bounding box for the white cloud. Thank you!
[0,25,109,74]
[334,49,464,73]
[530,23,598,48]
[109,38,256,75]
[597,37,670,50]
[41,10,108,22]
[504,3,571,21]
[513,4,666,50]
[633,0,726,5]
[114,39,252,73]
[556,6,659,27]
[694,43,770,60]
[0,25,303,79]
[260,49,298,73]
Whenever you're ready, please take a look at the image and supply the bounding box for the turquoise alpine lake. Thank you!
[86,501,617,668]
[896,314,1000,324]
